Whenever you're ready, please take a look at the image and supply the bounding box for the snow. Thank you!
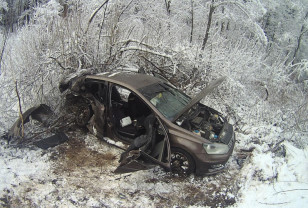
[1,0,308,207]
[108,72,121,77]
[233,137,308,208]
[0,126,307,207]
[0,141,51,198]
[235,142,308,207]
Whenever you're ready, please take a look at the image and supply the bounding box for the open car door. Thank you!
[114,118,171,174]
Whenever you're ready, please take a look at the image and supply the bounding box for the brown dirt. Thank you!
[54,137,116,174]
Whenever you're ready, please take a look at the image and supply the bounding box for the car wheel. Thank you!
[75,104,92,127]
[67,97,92,127]
[170,148,195,175]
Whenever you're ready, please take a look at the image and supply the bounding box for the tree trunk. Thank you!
[292,25,306,64]
[201,0,215,50]
[292,12,308,64]
[190,0,194,43]
[0,31,7,74]
[15,81,24,138]
[62,4,68,18]
[165,0,171,15]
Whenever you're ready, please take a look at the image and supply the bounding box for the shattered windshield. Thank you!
[139,83,191,120]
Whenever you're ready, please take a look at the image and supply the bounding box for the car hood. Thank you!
[172,76,226,122]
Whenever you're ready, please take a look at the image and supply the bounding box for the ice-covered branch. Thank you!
[15,81,24,138]
[120,47,172,59]
[86,0,110,33]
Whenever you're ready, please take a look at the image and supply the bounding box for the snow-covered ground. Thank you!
[0,1,307,207]
[1,124,307,207]
[234,127,308,208]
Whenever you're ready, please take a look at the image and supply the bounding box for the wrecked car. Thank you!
[60,72,235,175]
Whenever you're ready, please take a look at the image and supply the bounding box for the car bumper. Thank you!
[195,132,235,176]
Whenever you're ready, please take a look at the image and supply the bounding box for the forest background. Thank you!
[0,1,307,206]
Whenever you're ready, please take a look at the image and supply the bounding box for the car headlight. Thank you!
[203,143,229,155]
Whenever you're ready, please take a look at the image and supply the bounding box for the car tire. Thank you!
[75,104,92,127]
[170,147,195,175]
[66,96,92,127]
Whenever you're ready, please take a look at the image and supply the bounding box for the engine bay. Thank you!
[177,104,226,143]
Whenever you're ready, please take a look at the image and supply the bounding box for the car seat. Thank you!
[127,93,150,120]
[119,114,157,162]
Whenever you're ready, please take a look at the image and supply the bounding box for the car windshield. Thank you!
[139,83,191,120]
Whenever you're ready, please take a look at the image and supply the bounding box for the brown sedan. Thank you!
[61,72,235,175]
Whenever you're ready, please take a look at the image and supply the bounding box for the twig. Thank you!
[49,56,70,70]
[28,121,73,141]
[27,115,68,138]
[140,56,175,84]
[86,0,110,34]
[274,188,308,195]
[15,81,24,138]
[120,47,172,59]
[265,139,285,153]
[118,39,154,50]
[240,147,255,152]
[113,173,132,181]
[20,118,75,146]
[259,201,290,205]
[96,2,109,61]
[264,88,269,101]
[117,0,134,23]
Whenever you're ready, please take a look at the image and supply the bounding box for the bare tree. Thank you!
[201,0,215,50]
[292,12,308,64]
[190,0,194,43]
[164,0,171,15]
[0,31,7,73]
[15,81,24,138]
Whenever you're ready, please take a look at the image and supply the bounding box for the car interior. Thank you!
[110,84,169,163]
[82,80,169,164]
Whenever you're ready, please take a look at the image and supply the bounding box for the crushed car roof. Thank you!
[86,72,163,90]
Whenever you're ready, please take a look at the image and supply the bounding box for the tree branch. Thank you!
[15,81,24,138]
[86,0,110,34]
[275,189,308,195]
[118,39,155,50]
[190,0,194,43]
[120,47,172,59]
[0,31,8,73]
[201,0,216,50]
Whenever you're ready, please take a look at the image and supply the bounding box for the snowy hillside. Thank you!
[1,0,308,207]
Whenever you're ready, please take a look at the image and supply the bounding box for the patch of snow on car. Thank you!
[108,72,121,77]
[97,72,111,75]
[102,136,127,149]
